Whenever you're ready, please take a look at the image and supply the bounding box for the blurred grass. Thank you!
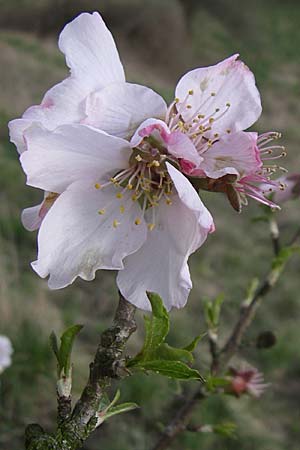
[0,0,300,449]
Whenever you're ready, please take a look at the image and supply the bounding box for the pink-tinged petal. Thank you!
[84,82,167,139]
[21,77,89,131]
[21,192,59,231]
[166,163,215,239]
[117,165,214,311]
[131,118,170,147]
[175,54,262,135]
[32,180,147,289]
[9,12,125,150]
[21,124,131,193]
[59,12,125,89]
[8,119,33,154]
[199,131,262,179]
[130,118,201,165]
[166,131,202,166]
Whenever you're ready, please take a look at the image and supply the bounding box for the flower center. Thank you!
[166,89,232,151]
[94,137,175,231]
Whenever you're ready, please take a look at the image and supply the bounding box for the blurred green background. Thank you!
[0,0,300,449]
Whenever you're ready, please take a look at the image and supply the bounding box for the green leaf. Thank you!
[102,402,139,421]
[137,360,204,381]
[205,375,230,392]
[183,333,206,352]
[154,343,194,363]
[128,292,205,381]
[272,246,300,270]
[213,422,237,438]
[128,292,169,366]
[49,331,60,363]
[203,294,224,329]
[59,324,83,375]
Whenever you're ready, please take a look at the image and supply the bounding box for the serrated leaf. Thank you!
[137,360,204,381]
[59,324,83,375]
[128,292,169,366]
[183,333,206,352]
[102,402,139,421]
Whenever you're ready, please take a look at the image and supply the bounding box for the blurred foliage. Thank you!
[0,1,300,449]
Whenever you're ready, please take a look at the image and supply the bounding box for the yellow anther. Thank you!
[120,205,125,214]
[175,97,180,103]
[186,104,192,109]
[135,154,142,162]
[209,117,215,123]
[135,218,142,225]
[226,102,231,107]
[152,160,160,167]
[113,219,120,228]
[207,139,213,147]
[148,223,155,231]
[131,194,138,201]
[188,89,194,95]
[94,183,101,189]
[116,192,123,199]
[98,209,105,215]
[110,177,116,183]
[211,92,216,96]
[127,183,133,190]
[198,114,205,119]
[226,129,231,134]
[165,198,172,205]
[214,133,219,138]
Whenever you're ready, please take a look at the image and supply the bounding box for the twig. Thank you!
[25,293,136,450]
[151,241,297,450]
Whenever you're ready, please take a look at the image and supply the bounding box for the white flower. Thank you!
[21,123,214,310]
[0,335,13,374]
[9,12,262,231]
[9,12,265,310]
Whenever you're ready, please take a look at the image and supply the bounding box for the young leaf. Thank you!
[102,402,139,421]
[59,324,83,375]
[49,331,60,364]
[128,292,169,365]
[137,360,204,381]
[183,333,206,352]
[154,343,194,363]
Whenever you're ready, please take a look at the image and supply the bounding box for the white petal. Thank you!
[21,204,43,231]
[33,180,147,289]
[175,54,262,135]
[9,12,125,150]
[59,12,125,88]
[200,131,261,179]
[84,82,167,139]
[117,165,214,311]
[21,124,131,193]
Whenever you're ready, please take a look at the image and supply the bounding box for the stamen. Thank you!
[113,219,120,228]
[94,183,101,189]
[98,209,105,215]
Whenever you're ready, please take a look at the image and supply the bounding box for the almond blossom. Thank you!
[10,11,276,309]
[226,366,270,398]
[0,335,13,374]
[21,122,214,310]
[10,11,267,230]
